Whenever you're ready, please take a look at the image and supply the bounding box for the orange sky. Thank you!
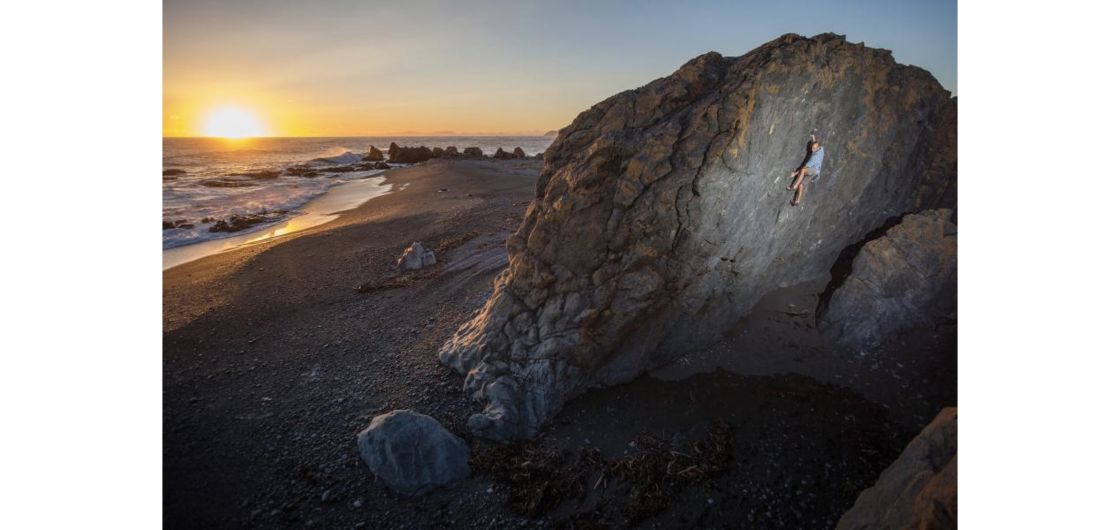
[163,1,955,138]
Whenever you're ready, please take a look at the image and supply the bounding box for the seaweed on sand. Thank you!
[472,421,734,526]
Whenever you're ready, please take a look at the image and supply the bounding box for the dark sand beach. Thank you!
[164,159,955,529]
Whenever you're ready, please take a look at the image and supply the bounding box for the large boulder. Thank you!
[819,209,957,351]
[356,410,471,495]
[513,147,527,158]
[444,146,460,157]
[389,145,435,164]
[462,147,485,159]
[364,145,385,161]
[396,242,436,270]
[439,33,957,441]
[836,407,957,530]
[492,147,515,160]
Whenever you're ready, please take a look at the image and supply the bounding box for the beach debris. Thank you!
[353,270,438,293]
[363,145,385,161]
[471,421,732,524]
[395,242,437,270]
[356,410,471,496]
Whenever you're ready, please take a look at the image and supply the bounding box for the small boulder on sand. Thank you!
[395,242,436,270]
[356,410,471,496]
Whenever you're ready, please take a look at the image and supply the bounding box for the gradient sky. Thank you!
[164,0,956,137]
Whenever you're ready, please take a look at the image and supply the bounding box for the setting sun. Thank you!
[201,106,267,138]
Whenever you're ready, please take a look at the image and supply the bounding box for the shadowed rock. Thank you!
[389,145,435,163]
[438,33,957,441]
[513,147,526,158]
[364,145,385,161]
[356,410,471,496]
[819,209,957,351]
[836,407,957,530]
[492,147,515,160]
[444,146,460,157]
[462,147,484,159]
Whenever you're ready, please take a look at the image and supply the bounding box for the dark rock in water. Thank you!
[230,170,281,180]
[491,147,515,160]
[200,217,216,224]
[388,142,401,160]
[818,209,957,351]
[208,213,275,233]
[444,146,460,157]
[534,152,544,160]
[364,145,385,161]
[200,179,256,188]
[389,145,435,163]
[374,161,391,170]
[285,165,320,178]
[432,147,446,158]
[356,410,470,496]
[837,407,957,530]
[462,147,484,159]
[163,168,187,176]
[396,242,437,270]
[320,165,358,173]
[438,33,957,441]
[513,147,526,158]
[163,219,194,230]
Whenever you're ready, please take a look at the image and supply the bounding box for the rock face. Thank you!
[356,410,471,496]
[439,33,957,441]
[396,242,437,270]
[819,209,957,351]
[364,145,385,161]
[389,145,435,164]
[836,407,957,530]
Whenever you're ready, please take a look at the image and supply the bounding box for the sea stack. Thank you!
[364,145,385,161]
[438,33,957,441]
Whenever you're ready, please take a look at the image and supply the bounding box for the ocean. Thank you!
[162,136,555,251]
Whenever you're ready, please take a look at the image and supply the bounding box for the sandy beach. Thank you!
[164,159,955,528]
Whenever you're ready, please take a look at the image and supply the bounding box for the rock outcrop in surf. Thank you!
[439,33,957,441]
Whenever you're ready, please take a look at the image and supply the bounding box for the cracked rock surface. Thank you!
[439,33,958,441]
[819,208,957,351]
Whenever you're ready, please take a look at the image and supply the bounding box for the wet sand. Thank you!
[163,159,956,529]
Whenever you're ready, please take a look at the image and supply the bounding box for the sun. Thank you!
[202,106,267,138]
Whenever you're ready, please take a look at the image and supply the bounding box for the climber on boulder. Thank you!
[787,134,825,206]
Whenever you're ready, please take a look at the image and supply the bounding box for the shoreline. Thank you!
[162,173,393,270]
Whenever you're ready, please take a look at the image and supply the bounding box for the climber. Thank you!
[787,134,825,206]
